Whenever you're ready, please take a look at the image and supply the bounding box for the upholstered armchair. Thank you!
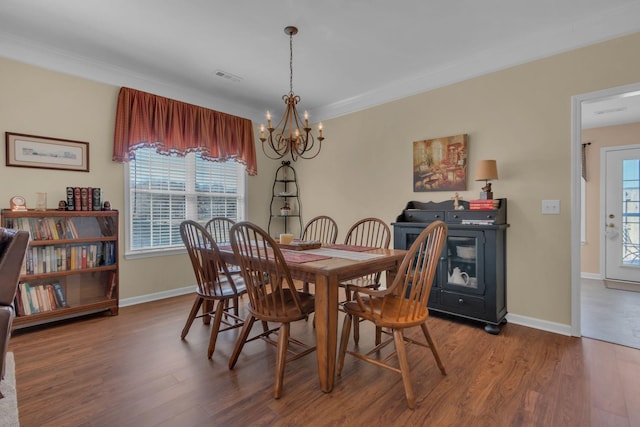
[0,228,29,389]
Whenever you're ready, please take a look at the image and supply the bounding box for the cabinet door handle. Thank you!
[434,214,440,218]
[458,298,464,304]
[453,214,459,219]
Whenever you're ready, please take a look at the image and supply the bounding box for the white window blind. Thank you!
[126,147,245,256]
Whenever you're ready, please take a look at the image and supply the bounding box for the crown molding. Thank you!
[310,3,640,122]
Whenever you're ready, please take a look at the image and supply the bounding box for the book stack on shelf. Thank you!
[66,187,102,211]
[469,199,500,210]
[22,242,116,275]
[15,281,68,316]
[6,217,78,240]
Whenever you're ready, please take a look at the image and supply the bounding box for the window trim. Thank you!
[123,153,247,259]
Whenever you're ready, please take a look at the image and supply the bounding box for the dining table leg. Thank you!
[314,272,339,392]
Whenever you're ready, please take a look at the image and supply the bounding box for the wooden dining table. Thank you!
[218,243,407,393]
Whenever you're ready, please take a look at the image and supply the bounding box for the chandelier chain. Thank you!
[289,31,294,95]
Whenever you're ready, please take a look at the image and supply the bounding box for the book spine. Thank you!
[87,187,93,211]
[66,187,75,211]
[20,283,31,315]
[80,188,89,211]
[46,284,58,310]
[28,285,40,313]
[106,272,117,299]
[74,187,81,211]
[52,282,68,308]
[92,188,102,211]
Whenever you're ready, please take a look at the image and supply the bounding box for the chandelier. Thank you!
[260,26,324,161]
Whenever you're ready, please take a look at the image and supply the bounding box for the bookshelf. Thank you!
[2,209,119,328]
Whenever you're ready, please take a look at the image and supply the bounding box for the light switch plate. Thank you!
[541,199,560,214]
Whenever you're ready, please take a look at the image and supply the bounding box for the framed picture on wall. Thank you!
[413,134,468,192]
[5,132,90,172]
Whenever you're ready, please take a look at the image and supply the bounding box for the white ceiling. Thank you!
[1,0,639,127]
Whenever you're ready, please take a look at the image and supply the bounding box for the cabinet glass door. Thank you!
[444,231,485,295]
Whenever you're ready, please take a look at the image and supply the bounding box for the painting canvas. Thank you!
[413,134,468,192]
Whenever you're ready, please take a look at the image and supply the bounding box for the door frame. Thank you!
[571,82,640,336]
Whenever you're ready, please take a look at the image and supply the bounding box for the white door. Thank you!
[604,146,640,282]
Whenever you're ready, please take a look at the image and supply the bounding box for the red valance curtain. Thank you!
[113,87,257,175]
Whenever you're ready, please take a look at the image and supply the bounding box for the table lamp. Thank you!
[475,160,498,199]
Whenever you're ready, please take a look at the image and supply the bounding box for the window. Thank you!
[125,147,246,257]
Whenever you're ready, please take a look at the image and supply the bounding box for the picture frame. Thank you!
[5,132,90,172]
[413,134,468,192]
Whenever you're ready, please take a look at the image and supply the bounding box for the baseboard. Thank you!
[506,313,572,336]
[119,285,194,308]
[604,279,640,292]
[120,286,576,337]
[580,272,602,280]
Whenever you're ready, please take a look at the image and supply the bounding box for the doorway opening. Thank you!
[572,82,640,348]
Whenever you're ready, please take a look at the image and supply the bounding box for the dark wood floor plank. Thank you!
[8,294,639,426]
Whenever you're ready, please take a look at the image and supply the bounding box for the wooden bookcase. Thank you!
[2,209,119,329]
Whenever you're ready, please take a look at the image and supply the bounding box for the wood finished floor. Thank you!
[8,293,640,427]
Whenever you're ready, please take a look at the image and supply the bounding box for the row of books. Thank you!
[469,199,500,210]
[21,242,116,276]
[5,217,79,241]
[15,282,68,316]
[66,187,102,211]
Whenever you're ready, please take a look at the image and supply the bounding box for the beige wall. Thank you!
[0,57,275,299]
[294,32,640,326]
[581,122,640,275]
[1,32,640,327]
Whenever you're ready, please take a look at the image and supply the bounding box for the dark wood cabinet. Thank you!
[393,199,508,334]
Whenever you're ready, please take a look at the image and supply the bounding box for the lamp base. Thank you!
[479,191,493,200]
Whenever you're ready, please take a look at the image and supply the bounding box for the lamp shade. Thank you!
[475,160,498,181]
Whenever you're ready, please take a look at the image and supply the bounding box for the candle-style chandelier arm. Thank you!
[259,26,325,161]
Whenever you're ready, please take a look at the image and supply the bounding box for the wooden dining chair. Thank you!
[337,220,448,409]
[300,215,338,292]
[179,220,246,358]
[228,221,315,399]
[205,216,241,274]
[339,217,391,343]
[205,217,235,244]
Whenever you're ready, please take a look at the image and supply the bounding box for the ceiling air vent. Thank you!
[214,69,243,83]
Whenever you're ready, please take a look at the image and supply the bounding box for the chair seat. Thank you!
[343,296,428,329]
[197,276,247,299]
[249,289,315,322]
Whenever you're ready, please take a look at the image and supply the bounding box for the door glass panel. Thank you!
[623,159,640,265]
[447,236,479,289]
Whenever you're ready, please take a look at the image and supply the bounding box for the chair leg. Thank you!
[229,315,256,369]
[274,323,290,399]
[375,326,382,345]
[302,282,309,293]
[203,300,213,325]
[420,323,446,375]
[393,328,415,409]
[337,314,352,376]
[181,296,203,339]
[353,317,360,344]
[207,300,226,359]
